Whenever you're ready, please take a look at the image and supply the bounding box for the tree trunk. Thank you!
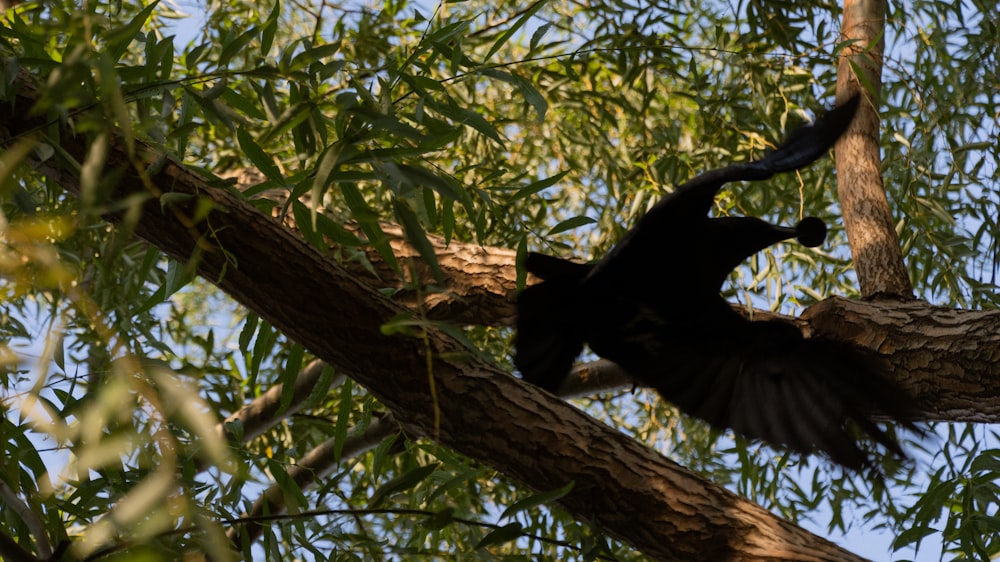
[836,0,913,297]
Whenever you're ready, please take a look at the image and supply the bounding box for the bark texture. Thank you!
[804,297,1000,422]
[836,0,913,296]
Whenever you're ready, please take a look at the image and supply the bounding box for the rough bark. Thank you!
[3,85,869,561]
[836,0,913,297]
[804,296,1000,421]
[341,221,523,325]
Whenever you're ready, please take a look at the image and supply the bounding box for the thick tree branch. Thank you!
[226,169,522,327]
[3,84,869,561]
[803,296,1000,421]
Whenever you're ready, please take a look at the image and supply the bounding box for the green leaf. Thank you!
[509,170,569,203]
[0,138,37,195]
[394,163,467,205]
[219,27,260,69]
[500,482,574,521]
[428,100,503,144]
[268,458,309,512]
[224,419,244,443]
[970,450,1000,474]
[313,142,344,195]
[848,60,879,101]
[159,191,195,209]
[105,1,160,63]
[165,259,195,297]
[394,199,443,283]
[474,522,523,550]
[310,142,345,229]
[339,182,379,222]
[238,313,259,353]
[455,107,504,144]
[367,464,439,509]
[340,183,398,272]
[515,236,528,290]
[892,524,938,551]
[260,101,317,146]
[292,199,323,246]
[315,211,363,246]
[249,321,276,384]
[304,364,337,410]
[480,67,548,121]
[288,43,343,72]
[423,507,455,530]
[529,23,552,53]
[371,433,400,479]
[441,198,455,245]
[260,1,281,55]
[484,0,549,61]
[237,128,283,182]
[547,215,596,235]
[222,87,268,120]
[279,345,304,412]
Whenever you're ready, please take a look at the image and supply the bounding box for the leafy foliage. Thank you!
[0,0,998,560]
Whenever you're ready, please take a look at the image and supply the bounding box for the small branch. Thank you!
[219,359,343,442]
[225,413,402,546]
[0,480,49,560]
[0,530,38,562]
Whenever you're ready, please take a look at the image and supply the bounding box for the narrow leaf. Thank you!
[279,345,304,412]
[219,27,259,69]
[547,215,595,235]
[500,481,574,521]
[394,199,443,282]
[368,464,440,509]
[474,523,523,550]
[238,313,259,353]
[333,378,353,462]
[509,170,569,202]
[237,128,282,182]
[105,1,160,63]
[484,0,549,61]
[260,1,280,55]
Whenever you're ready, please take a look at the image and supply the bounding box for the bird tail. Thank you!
[753,93,861,174]
[669,94,861,196]
[514,253,591,393]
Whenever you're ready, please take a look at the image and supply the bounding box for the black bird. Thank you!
[516,94,920,470]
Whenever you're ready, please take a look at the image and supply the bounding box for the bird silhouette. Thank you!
[515,94,920,470]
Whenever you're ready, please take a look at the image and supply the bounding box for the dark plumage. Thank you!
[515,95,920,470]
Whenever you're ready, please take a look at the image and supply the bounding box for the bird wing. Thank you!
[631,319,920,470]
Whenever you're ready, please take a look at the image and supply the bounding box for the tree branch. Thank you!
[0,480,49,560]
[225,412,402,546]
